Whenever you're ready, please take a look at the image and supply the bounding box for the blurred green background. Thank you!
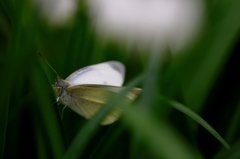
[0,0,240,159]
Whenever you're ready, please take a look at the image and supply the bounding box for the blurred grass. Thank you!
[0,0,240,159]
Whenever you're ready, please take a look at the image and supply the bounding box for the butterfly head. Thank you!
[53,77,72,103]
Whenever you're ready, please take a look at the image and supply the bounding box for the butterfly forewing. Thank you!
[66,61,125,87]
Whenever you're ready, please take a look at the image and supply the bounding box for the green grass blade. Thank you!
[64,74,144,159]
[182,0,240,112]
[160,96,230,149]
[122,105,200,159]
[213,140,240,159]
[31,65,65,159]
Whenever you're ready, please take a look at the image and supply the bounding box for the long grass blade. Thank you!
[160,96,230,149]
[63,74,144,159]
[122,104,200,159]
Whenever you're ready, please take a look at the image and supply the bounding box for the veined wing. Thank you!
[78,84,142,100]
[65,61,125,87]
[67,84,141,125]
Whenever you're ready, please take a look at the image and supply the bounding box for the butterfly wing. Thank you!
[81,84,142,100]
[66,61,125,87]
[67,84,141,125]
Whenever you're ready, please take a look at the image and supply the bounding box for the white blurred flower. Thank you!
[33,0,77,26]
[87,0,204,52]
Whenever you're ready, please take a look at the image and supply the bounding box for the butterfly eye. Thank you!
[53,87,63,96]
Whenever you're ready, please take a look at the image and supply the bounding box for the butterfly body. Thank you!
[52,61,141,125]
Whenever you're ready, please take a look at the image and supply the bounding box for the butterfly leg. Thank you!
[61,104,68,120]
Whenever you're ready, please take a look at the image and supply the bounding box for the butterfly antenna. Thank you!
[61,105,68,120]
[37,51,60,77]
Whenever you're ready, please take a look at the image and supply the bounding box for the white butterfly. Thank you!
[52,61,142,125]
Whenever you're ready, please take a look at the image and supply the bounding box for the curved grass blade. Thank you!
[213,140,240,159]
[159,96,230,149]
[63,74,145,159]
[122,104,200,159]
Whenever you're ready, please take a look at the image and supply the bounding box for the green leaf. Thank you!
[160,96,230,149]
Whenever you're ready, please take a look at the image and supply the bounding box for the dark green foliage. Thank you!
[0,0,240,158]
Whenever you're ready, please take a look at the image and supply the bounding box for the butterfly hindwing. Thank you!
[80,84,142,100]
[67,85,121,125]
[67,84,141,125]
